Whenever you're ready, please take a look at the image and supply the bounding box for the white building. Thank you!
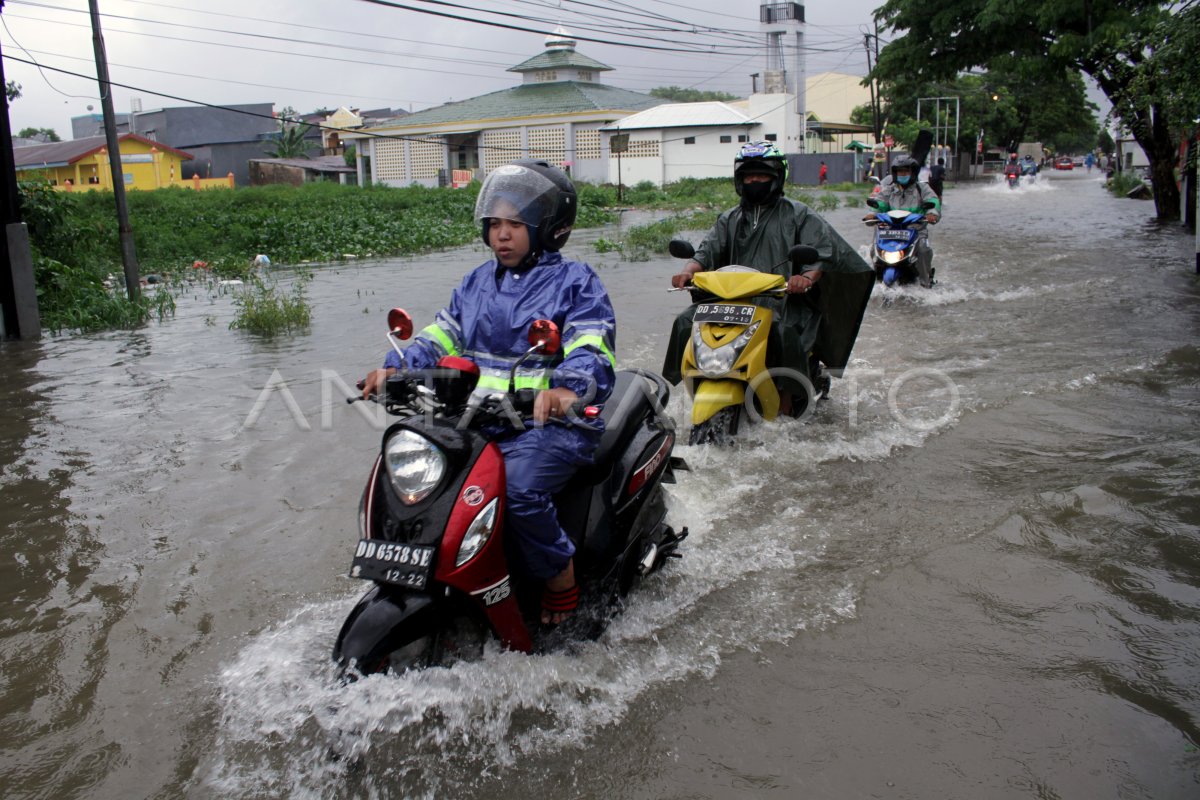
[342,28,664,187]
[600,73,875,187]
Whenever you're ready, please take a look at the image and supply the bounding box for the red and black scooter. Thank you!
[334,310,687,675]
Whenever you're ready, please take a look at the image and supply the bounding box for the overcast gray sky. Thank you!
[1,0,886,136]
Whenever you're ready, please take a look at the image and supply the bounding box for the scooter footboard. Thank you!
[333,585,437,672]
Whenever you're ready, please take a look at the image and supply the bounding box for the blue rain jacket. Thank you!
[384,251,616,415]
[382,251,617,579]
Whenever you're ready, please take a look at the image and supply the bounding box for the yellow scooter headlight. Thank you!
[692,321,761,378]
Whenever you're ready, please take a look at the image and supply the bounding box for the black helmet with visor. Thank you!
[475,159,577,267]
[733,140,788,205]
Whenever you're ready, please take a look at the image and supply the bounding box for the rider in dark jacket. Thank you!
[663,141,873,414]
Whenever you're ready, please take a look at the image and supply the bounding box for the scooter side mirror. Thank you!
[788,244,821,267]
[668,239,696,260]
[528,319,561,355]
[387,308,414,340]
[865,198,883,210]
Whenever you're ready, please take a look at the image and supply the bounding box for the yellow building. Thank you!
[12,133,195,191]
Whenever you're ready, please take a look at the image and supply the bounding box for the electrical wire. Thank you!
[355,0,763,54]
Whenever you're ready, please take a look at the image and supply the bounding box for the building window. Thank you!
[720,135,732,143]
[535,70,558,82]
[738,134,749,142]
[577,71,593,82]
[683,136,695,145]
[765,133,777,141]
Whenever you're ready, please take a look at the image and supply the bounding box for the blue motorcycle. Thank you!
[864,198,937,287]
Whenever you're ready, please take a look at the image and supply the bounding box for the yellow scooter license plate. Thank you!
[694,303,755,325]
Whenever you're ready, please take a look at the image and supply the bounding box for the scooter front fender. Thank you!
[691,379,746,425]
[333,584,437,671]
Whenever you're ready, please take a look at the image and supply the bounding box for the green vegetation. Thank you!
[20,173,849,332]
[872,0,1192,220]
[17,126,61,142]
[17,178,617,335]
[853,66,1099,157]
[650,87,739,103]
[586,178,841,260]
[264,122,316,159]
[229,277,312,336]
[61,181,486,277]
[1105,171,1146,199]
[18,180,176,334]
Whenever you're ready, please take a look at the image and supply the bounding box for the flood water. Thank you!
[2,170,1198,799]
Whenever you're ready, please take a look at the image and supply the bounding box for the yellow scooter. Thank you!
[667,240,821,445]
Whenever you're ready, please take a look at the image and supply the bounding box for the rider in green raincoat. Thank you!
[663,141,874,413]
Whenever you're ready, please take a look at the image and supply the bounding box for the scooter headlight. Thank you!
[384,429,446,505]
[881,249,907,265]
[692,321,760,378]
[456,497,499,566]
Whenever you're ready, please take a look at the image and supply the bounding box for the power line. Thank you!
[355,0,759,54]
[5,45,440,107]
[2,51,848,160]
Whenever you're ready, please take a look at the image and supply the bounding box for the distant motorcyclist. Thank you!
[1020,155,1038,176]
[864,154,941,287]
[1003,153,1022,180]
[663,141,873,415]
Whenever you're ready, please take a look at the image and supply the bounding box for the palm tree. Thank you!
[265,122,314,159]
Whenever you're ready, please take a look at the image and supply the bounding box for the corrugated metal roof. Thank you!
[599,101,753,132]
[364,81,664,130]
[12,133,193,168]
[251,155,354,173]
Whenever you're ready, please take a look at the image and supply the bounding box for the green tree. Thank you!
[873,0,1186,219]
[265,121,315,159]
[5,80,19,101]
[852,66,1097,156]
[17,127,61,142]
[650,86,739,103]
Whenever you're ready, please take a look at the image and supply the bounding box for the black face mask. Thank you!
[741,180,774,206]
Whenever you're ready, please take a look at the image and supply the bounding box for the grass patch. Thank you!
[1105,171,1146,198]
[228,277,312,336]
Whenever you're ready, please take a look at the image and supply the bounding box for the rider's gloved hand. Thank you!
[361,367,394,399]
[533,387,579,423]
[924,214,939,224]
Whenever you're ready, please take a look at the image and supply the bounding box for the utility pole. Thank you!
[863,34,881,144]
[0,0,41,339]
[89,0,139,300]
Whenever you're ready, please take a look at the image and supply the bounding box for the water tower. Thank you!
[759,2,806,151]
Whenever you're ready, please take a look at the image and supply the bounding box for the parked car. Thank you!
[1055,157,1075,170]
